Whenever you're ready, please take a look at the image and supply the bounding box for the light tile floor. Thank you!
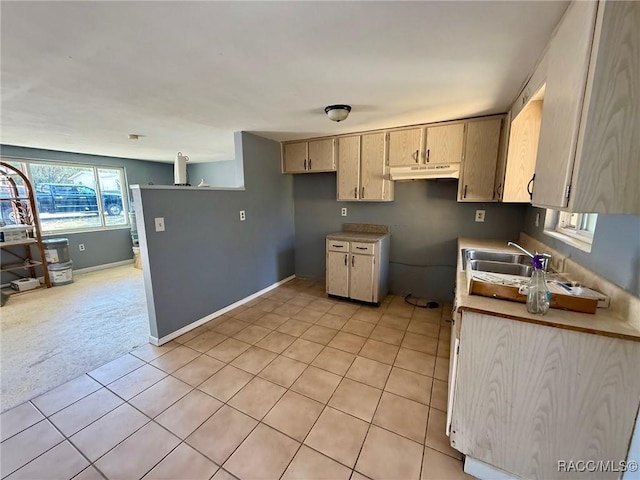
[0,279,473,480]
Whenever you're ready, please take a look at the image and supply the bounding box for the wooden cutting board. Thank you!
[466,269,599,314]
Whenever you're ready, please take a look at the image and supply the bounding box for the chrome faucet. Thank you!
[508,242,552,271]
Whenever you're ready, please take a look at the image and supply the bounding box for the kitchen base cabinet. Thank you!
[450,311,640,480]
[325,234,390,305]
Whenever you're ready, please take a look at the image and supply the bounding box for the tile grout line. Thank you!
[5,288,455,479]
[26,403,110,480]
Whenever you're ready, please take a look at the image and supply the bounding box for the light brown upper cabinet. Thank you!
[533,1,640,214]
[337,136,361,200]
[388,128,422,167]
[282,138,336,173]
[425,123,465,165]
[337,133,393,202]
[458,117,503,202]
[502,99,543,202]
[387,123,465,167]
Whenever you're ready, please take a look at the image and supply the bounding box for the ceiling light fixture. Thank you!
[325,104,351,122]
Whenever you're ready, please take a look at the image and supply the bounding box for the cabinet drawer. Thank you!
[350,242,375,255]
[327,240,349,252]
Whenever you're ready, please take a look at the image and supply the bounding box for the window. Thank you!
[544,209,597,252]
[557,212,598,239]
[1,158,129,233]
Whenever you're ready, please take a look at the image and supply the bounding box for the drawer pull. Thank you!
[332,244,344,248]
[356,246,368,250]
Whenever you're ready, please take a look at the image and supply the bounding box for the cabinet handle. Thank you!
[355,246,367,250]
[309,158,312,170]
[344,254,348,266]
[354,187,358,199]
[361,186,365,199]
[332,244,344,248]
[463,185,468,199]
[426,149,430,163]
[413,149,419,163]
[304,159,307,170]
[351,255,355,267]
[527,174,535,200]
[496,182,503,198]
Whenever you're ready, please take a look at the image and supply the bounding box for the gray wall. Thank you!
[524,207,640,297]
[136,132,294,339]
[293,174,528,303]
[0,145,173,277]
[188,160,241,188]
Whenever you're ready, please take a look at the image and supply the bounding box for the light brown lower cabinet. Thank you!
[325,236,390,304]
[449,311,640,479]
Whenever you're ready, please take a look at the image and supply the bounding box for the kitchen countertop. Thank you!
[326,232,390,242]
[456,238,640,342]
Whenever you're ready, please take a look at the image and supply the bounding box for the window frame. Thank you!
[544,209,597,253]
[1,156,130,235]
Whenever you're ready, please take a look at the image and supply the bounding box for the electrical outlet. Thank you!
[341,207,347,217]
[154,217,165,232]
[475,210,486,222]
[78,244,85,251]
[239,210,246,222]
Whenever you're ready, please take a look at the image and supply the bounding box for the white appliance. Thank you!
[11,278,40,291]
[174,152,189,185]
[389,163,460,181]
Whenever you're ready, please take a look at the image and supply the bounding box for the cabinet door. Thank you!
[533,1,598,208]
[503,101,543,203]
[459,118,502,202]
[360,133,388,201]
[337,136,361,201]
[425,123,465,164]
[349,254,374,302]
[282,142,308,173]
[308,139,336,172]
[326,251,349,298]
[571,1,640,214]
[388,128,422,167]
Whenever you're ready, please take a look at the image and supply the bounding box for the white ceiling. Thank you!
[1,1,568,163]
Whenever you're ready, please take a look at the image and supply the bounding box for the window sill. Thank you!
[543,229,592,253]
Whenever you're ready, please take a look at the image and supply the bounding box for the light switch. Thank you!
[155,217,165,232]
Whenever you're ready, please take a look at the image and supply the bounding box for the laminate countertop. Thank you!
[326,232,390,242]
[456,238,640,342]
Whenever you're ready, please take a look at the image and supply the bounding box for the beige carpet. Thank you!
[0,264,150,412]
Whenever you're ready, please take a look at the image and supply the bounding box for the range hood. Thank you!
[389,163,460,181]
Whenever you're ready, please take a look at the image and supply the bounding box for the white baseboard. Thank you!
[74,259,134,275]
[464,456,520,480]
[149,274,296,346]
[0,259,135,288]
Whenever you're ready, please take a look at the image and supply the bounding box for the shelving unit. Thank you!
[1,162,51,305]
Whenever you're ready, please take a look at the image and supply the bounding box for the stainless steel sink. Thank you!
[462,249,531,266]
[462,249,533,277]
[468,260,533,277]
